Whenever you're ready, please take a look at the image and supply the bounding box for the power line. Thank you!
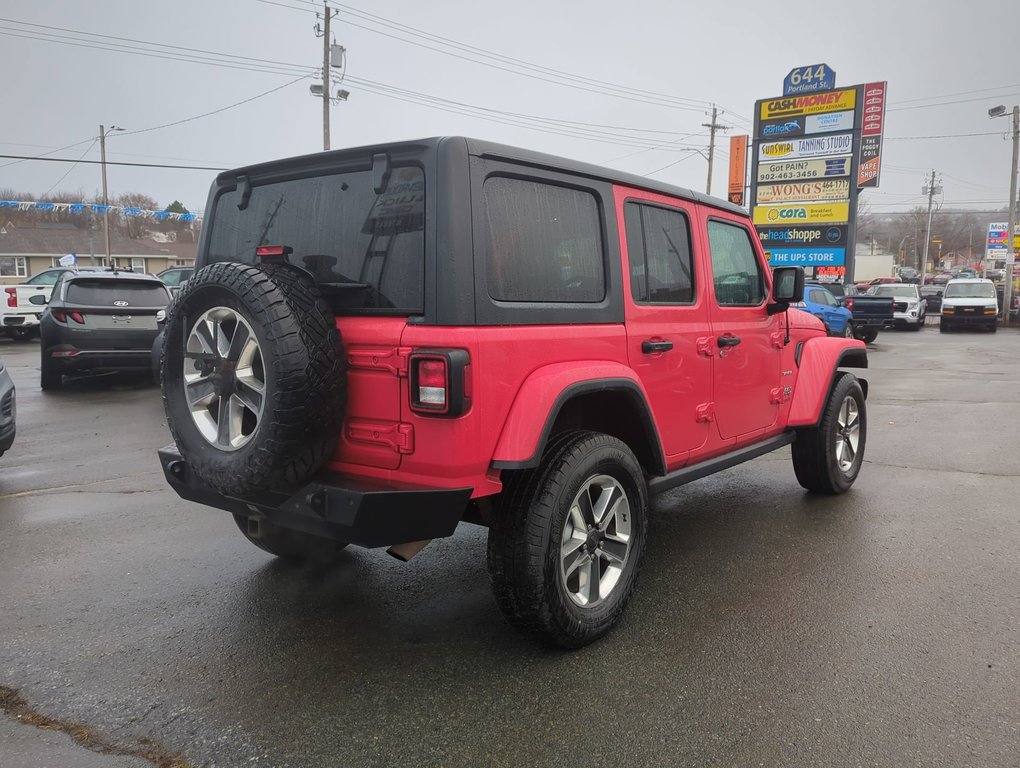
[120,74,312,136]
[42,139,98,195]
[262,0,717,112]
[0,136,95,170]
[0,154,226,171]
[0,20,708,150]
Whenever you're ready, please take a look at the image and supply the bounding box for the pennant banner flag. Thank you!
[0,200,201,222]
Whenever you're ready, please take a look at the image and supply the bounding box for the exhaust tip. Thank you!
[386,539,432,562]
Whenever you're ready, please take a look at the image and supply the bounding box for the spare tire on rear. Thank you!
[161,261,345,496]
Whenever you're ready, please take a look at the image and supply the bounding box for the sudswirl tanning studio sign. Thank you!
[752,202,849,225]
[758,133,853,161]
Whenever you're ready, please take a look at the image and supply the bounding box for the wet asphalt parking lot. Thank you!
[1,324,1019,768]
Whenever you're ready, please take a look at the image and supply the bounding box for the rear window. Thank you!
[66,280,170,306]
[207,166,425,314]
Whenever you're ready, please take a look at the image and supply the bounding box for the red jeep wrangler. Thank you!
[159,137,868,648]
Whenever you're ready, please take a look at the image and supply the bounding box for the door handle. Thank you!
[717,335,742,348]
[641,339,674,354]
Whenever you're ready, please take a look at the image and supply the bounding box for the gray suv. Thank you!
[37,270,171,390]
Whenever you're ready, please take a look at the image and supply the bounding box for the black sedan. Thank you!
[35,270,171,390]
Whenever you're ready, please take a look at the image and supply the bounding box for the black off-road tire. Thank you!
[7,327,36,341]
[232,514,348,563]
[40,354,62,391]
[487,431,649,649]
[855,327,879,344]
[792,373,867,494]
[162,262,345,496]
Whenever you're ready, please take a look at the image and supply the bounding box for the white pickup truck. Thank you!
[1,267,104,340]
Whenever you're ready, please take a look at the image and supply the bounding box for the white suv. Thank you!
[939,278,999,333]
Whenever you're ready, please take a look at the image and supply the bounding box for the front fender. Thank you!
[490,361,657,468]
[787,337,868,427]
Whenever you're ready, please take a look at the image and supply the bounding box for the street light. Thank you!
[989,104,1019,324]
[99,124,125,267]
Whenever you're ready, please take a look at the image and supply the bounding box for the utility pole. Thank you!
[99,124,112,267]
[1003,105,1018,324]
[314,2,340,151]
[702,105,731,196]
[920,170,940,287]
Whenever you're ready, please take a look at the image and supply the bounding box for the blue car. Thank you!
[795,284,854,337]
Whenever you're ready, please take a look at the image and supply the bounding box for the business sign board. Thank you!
[986,223,1020,254]
[756,179,851,204]
[758,224,848,247]
[757,156,852,183]
[783,64,836,95]
[767,247,846,266]
[858,81,887,188]
[806,111,855,134]
[728,135,748,206]
[752,202,850,225]
[759,88,857,120]
[814,265,847,282]
[759,111,855,139]
[758,133,854,161]
[752,79,886,283]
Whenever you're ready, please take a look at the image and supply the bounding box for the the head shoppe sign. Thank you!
[751,71,887,280]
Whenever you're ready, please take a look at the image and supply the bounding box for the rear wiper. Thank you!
[318,281,371,290]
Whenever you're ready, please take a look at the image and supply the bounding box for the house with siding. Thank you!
[0,222,196,285]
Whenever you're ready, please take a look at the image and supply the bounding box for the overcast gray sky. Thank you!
[1,0,1018,218]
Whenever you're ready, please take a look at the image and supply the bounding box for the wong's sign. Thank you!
[756,179,851,204]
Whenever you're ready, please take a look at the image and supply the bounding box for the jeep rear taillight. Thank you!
[409,350,470,417]
[4,288,15,308]
[844,297,855,312]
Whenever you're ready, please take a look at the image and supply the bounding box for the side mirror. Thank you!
[771,266,804,303]
[28,294,47,306]
[767,266,804,316]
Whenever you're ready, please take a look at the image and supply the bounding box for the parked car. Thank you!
[813,282,894,343]
[939,278,999,333]
[35,270,172,390]
[930,273,951,285]
[156,136,870,648]
[867,283,926,330]
[0,354,14,458]
[797,282,854,336]
[2,266,107,340]
[897,267,919,284]
[919,284,943,313]
[156,267,194,288]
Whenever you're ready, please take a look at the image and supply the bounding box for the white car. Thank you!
[939,278,999,333]
[867,283,926,330]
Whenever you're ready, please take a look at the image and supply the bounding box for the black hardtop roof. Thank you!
[215,136,747,218]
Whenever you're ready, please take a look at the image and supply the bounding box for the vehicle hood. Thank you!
[788,307,825,332]
[941,297,997,307]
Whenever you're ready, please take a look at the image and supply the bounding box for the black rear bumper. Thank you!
[158,445,472,548]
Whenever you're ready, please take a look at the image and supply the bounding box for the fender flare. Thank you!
[490,362,665,474]
[787,337,868,427]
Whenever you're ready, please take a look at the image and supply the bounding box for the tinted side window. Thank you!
[624,202,694,304]
[66,280,170,306]
[482,177,605,303]
[707,220,765,306]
